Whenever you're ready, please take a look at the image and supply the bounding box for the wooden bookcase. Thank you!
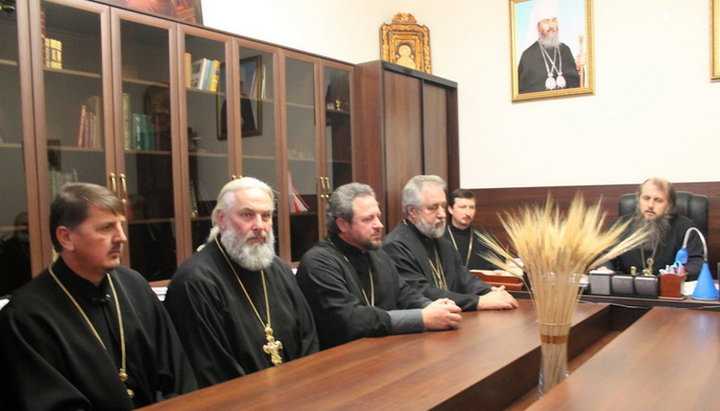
[354,61,459,230]
[1,0,355,291]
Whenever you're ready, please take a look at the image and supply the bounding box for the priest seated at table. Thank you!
[599,177,703,280]
[0,183,197,410]
[383,175,518,311]
[296,183,462,349]
[164,177,318,388]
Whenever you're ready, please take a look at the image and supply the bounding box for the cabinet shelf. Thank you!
[125,149,172,156]
[189,151,227,158]
[286,101,314,110]
[123,77,169,88]
[187,87,225,97]
[45,66,101,79]
[326,108,350,115]
[0,58,18,67]
[243,154,275,161]
[0,143,23,149]
[48,145,104,153]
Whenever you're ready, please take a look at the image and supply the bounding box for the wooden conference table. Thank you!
[143,299,720,410]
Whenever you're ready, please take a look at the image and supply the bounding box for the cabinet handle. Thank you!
[109,173,117,194]
[323,177,331,199]
[120,173,127,199]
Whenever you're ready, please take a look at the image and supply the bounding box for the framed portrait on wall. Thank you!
[510,0,594,101]
[713,0,720,80]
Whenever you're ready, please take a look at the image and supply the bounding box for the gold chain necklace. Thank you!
[214,236,283,365]
[328,239,375,306]
[48,264,134,399]
[448,226,473,267]
[427,247,449,290]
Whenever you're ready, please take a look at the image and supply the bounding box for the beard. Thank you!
[538,31,560,48]
[631,213,671,252]
[220,227,276,271]
[415,217,446,239]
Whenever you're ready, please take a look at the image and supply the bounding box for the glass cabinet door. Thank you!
[285,56,319,262]
[0,6,32,295]
[323,66,353,194]
[239,45,280,253]
[116,16,177,281]
[183,31,230,251]
[40,1,107,196]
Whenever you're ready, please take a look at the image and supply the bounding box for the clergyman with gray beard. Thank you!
[517,0,580,93]
[601,177,704,280]
[383,175,519,311]
[164,177,318,388]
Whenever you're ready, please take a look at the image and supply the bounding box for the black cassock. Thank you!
[296,235,431,350]
[443,225,500,271]
[518,41,580,94]
[164,239,318,388]
[609,214,704,280]
[0,258,197,411]
[383,220,492,311]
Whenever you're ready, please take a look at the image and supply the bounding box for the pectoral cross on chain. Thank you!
[263,326,283,365]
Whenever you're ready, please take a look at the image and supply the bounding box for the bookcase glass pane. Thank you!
[239,48,276,187]
[185,34,228,251]
[120,19,176,281]
[42,2,106,199]
[286,57,318,262]
[0,11,31,295]
[324,67,352,193]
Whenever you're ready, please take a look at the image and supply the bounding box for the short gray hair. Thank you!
[402,175,447,217]
[208,177,275,241]
[326,182,376,235]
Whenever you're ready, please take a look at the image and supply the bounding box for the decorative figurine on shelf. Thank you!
[380,12,432,74]
[335,97,342,111]
[1,0,15,14]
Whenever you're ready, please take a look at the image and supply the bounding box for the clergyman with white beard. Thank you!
[165,177,318,388]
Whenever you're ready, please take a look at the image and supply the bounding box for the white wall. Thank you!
[203,0,720,189]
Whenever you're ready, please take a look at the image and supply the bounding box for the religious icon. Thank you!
[510,0,594,102]
[380,13,431,73]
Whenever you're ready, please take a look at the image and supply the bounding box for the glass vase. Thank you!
[537,322,570,397]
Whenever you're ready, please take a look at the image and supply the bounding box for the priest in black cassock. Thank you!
[164,177,318,388]
[0,183,197,410]
[444,188,498,270]
[296,183,462,349]
[383,175,519,311]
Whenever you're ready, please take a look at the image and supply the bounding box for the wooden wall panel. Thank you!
[383,71,422,228]
[471,182,720,274]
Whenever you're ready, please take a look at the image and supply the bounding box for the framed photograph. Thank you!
[510,0,594,101]
[98,0,203,25]
[713,0,720,80]
[240,56,263,137]
[380,13,432,73]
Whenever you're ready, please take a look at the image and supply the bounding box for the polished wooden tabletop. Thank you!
[143,300,608,410]
[528,307,720,410]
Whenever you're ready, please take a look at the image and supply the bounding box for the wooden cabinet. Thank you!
[355,61,458,229]
[1,0,355,293]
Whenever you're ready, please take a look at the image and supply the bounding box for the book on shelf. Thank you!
[288,172,309,213]
[76,96,103,149]
[123,93,131,150]
[44,37,62,69]
[131,113,155,150]
[190,58,222,91]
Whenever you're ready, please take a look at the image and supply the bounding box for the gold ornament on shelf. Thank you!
[380,13,431,73]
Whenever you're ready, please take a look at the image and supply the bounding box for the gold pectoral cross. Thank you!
[263,326,283,365]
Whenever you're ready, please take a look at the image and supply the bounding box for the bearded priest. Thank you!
[165,177,318,388]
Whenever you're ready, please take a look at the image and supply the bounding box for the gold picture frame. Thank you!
[712,0,720,80]
[380,13,431,73]
[510,0,594,101]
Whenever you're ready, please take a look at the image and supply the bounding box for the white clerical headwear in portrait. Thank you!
[531,0,560,28]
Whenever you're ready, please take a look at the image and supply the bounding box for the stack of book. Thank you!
[187,54,223,92]
[288,172,309,213]
[77,96,102,148]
